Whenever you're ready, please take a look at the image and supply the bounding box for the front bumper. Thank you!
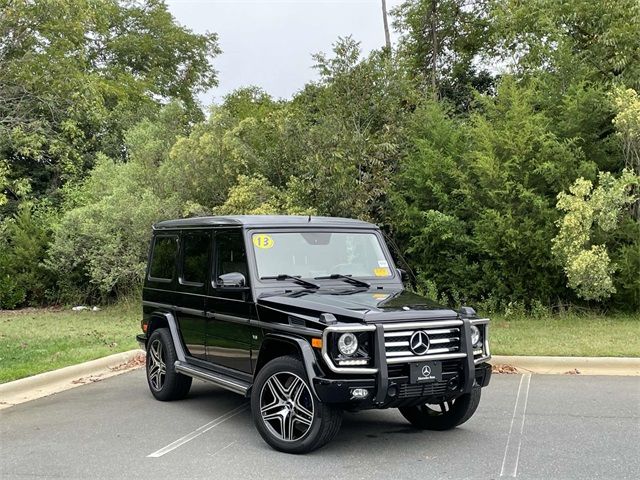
[313,317,491,408]
[313,361,491,408]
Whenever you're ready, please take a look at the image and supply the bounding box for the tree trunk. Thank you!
[381,0,392,51]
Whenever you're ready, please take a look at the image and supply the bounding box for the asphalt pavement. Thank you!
[1,369,638,480]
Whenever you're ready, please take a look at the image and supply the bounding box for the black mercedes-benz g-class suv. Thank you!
[137,215,491,453]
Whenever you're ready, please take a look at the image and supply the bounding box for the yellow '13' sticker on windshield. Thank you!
[253,234,274,249]
[374,267,391,277]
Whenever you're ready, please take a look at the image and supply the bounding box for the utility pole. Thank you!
[381,0,391,51]
[430,0,438,100]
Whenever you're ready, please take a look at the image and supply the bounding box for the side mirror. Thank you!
[217,272,247,288]
[397,268,408,281]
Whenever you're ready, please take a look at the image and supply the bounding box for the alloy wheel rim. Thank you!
[148,339,166,391]
[259,372,314,442]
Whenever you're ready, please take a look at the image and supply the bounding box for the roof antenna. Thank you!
[308,214,311,222]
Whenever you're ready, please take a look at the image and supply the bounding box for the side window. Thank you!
[215,230,249,282]
[149,236,177,281]
[181,232,210,285]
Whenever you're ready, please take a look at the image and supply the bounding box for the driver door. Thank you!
[205,229,254,373]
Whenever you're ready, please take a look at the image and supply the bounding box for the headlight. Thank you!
[337,332,358,356]
[471,325,481,347]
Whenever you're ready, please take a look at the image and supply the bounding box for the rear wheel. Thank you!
[251,356,342,454]
[399,387,481,430]
[146,328,192,401]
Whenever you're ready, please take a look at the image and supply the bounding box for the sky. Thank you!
[165,0,404,105]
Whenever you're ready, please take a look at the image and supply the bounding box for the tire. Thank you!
[399,387,481,431]
[146,328,192,401]
[251,355,342,454]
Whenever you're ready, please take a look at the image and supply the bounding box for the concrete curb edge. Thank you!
[0,349,145,410]
[490,355,640,376]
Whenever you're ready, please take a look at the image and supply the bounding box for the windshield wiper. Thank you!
[261,274,320,289]
[314,274,370,288]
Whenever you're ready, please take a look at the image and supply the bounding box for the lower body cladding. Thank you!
[313,360,492,410]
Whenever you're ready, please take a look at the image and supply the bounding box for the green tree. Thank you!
[552,170,639,302]
[0,0,219,209]
[393,78,594,307]
[392,0,495,108]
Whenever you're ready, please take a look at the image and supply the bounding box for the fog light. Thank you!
[351,388,369,399]
[470,325,481,347]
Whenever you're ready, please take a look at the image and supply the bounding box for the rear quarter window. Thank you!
[149,236,178,281]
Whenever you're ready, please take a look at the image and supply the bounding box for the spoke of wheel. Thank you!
[439,402,448,413]
[293,405,313,426]
[284,409,296,441]
[261,402,285,419]
[289,377,305,401]
[266,376,288,403]
[286,377,301,397]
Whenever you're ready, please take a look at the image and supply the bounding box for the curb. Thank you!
[491,355,640,376]
[0,349,145,410]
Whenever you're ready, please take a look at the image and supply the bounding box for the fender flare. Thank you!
[148,311,187,363]
[257,333,322,398]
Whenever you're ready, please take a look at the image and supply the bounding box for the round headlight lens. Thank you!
[470,325,481,347]
[337,333,358,356]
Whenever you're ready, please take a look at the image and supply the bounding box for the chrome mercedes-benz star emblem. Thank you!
[409,330,430,355]
[421,365,431,377]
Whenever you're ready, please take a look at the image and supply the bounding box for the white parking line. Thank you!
[500,374,532,477]
[147,404,249,458]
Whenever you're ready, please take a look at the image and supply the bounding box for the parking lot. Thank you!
[1,369,638,480]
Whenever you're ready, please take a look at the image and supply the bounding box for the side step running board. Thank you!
[174,361,250,396]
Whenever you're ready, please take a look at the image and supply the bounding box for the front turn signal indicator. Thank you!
[311,338,323,349]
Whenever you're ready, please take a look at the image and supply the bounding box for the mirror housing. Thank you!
[217,272,247,288]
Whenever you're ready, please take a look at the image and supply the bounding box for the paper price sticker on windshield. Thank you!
[373,267,390,277]
[253,234,274,249]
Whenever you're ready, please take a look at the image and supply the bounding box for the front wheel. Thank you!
[399,387,481,430]
[251,356,342,454]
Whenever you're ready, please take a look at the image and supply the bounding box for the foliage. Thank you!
[491,0,640,89]
[0,0,219,210]
[552,170,640,301]
[0,203,54,307]
[213,175,314,216]
[392,0,495,108]
[2,1,640,313]
[392,78,596,308]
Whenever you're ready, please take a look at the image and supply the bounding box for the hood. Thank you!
[257,288,459,324]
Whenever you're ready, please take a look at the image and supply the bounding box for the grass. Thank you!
[0,302,139,383]
[490,312,640,357]
[0,303,638,384]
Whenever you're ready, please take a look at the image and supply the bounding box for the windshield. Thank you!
[252,231,392,280]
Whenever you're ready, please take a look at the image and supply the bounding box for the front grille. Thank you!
[397,381,449,398]
[383,320,466,364]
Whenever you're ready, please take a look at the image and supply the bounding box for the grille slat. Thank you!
[397,381,449,398]
[383,325,463,363]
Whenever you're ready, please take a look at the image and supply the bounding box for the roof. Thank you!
[153,215,378,230]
